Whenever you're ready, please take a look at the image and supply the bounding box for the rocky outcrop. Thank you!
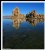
[11,7,25,21]
[3,7,44,28]
[37,14,44,19]
[26,10,44,19]
[11,7,25,29]
[26,10,44,26]
[11,8,44,28]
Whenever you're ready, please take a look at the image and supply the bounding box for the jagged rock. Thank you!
[11,7,25,20]
[26,10,37,19]
[26,10,44,19]
[11,8,44,28]
[12,7,20,16]
[26,10,44,26]
[11,7,25,28]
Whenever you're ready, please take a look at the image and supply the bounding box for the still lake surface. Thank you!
[3,19,44,49]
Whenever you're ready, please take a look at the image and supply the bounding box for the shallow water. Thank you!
[3,19,44,49]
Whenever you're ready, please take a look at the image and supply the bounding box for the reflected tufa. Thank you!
[11,7,25,29]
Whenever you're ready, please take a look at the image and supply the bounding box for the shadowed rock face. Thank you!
[11,8,44,28]
[26,10,44,19]
[26,10,37,19]
[26,10,44,26]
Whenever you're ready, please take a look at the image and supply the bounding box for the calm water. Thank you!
[3,19,44,49]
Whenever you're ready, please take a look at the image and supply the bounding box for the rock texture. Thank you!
[11,7,25,20]
[11,8,44,28]
[26,10,44,26]
[26,10,44,19]
[11,7,25,29]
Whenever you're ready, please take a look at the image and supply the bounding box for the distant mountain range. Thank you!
[3,16,11,19]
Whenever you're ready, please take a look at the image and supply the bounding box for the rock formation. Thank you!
[26,10,44,26]
[11,7,25,29]
[26,10,44,19]
[11,8,44,28]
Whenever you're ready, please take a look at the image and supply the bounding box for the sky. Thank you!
[3,3,44,16]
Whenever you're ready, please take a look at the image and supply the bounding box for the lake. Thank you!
[3,19,44,49]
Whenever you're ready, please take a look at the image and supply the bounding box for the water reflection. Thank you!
[26,18,44,26]
[12,20,20,29]
[3,19,44,49]
[12,18,44,29]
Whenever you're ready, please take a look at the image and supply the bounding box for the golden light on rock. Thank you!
[11,7,44,28]
[11,7,25,29]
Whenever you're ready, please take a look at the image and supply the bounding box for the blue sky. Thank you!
[3,3,44,16]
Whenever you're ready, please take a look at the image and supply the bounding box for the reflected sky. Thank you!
[3,19,44,49]
[3,3,44,16]
[10,18,44,29]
